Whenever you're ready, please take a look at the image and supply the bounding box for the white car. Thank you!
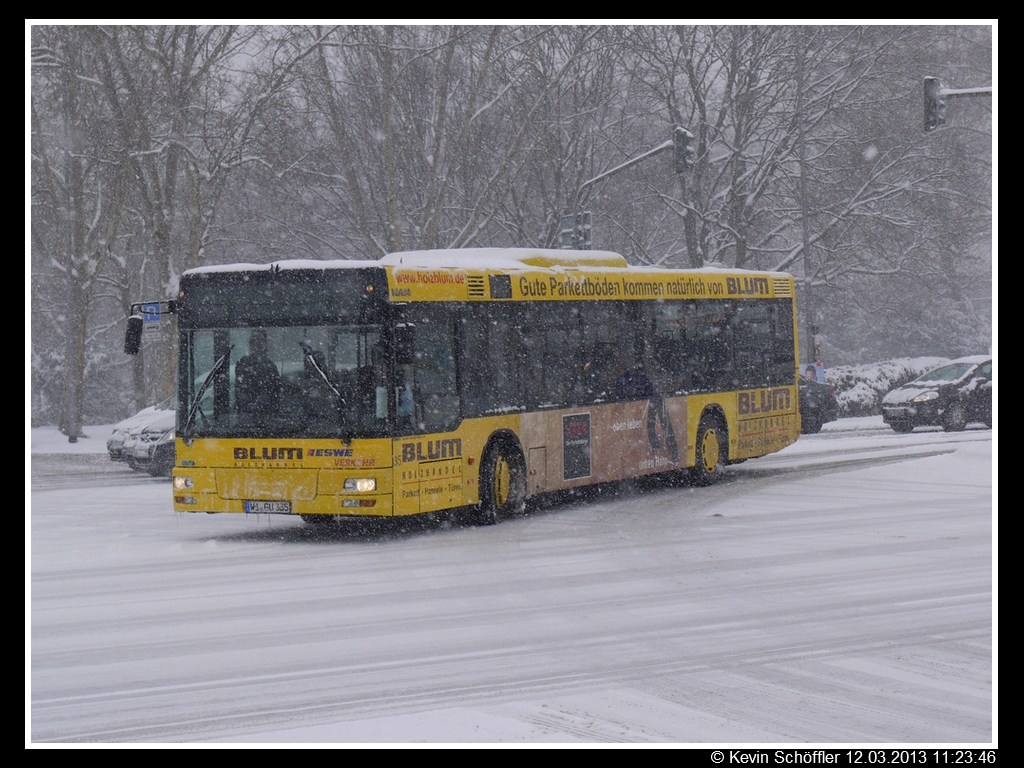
[129,409,177,476]
[107,397,175,466]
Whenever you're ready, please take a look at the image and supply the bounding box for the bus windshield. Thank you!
[180,323,390,440]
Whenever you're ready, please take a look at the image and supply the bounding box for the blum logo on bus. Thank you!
[233,446,304,460]
[738,388,792,415]
[726,276,770,295]
[401,439,462,463]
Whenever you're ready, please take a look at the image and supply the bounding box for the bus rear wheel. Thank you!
[691,414,726,486]
[474,436,526,525]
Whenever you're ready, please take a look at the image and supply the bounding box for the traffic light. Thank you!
[674,127,696,172]
[924,77,946,132]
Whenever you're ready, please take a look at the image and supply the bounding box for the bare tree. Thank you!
[291,25,606,257]
[31,27,128,437]
[621,24,990,360]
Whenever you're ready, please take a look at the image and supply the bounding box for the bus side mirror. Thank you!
[124,315,144,355]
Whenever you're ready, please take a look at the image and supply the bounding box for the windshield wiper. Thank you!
[301,342,352,445]
[302,348,342,400]
[183,351,230,441]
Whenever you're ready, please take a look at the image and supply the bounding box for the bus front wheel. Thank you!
[692,414,726,486]
[474,436,526,525]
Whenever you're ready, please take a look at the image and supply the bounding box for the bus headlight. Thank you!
[344,478,376,492]
[173,476,194,490]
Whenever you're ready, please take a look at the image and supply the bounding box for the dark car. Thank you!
[881,356,992,433]
[799,377,839,434]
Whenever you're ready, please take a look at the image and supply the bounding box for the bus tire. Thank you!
[474,435,526,525]
[691,413,726,486]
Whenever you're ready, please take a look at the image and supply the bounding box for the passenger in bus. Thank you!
[610,351,655,401]
[235,328,282,424]
[609,350,677,461]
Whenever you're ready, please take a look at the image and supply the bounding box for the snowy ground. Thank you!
[28,417,995,745]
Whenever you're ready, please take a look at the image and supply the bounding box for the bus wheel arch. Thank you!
[474,431,527,525]
[692,408,728,486]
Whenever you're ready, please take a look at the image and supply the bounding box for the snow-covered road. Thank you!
[29,420,994,744]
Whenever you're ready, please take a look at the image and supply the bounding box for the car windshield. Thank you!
[915,363,977,384]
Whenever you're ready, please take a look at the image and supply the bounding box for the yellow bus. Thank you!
[162,249,800,525]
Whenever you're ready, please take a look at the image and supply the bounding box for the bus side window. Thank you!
[768,301,796,385]
[520,304,584,409]
[644,301,693,395]
[689,302,731,392]
[576,303,621,403]
[461,305,523,417]
[407,309,461,433]
[730,303,768,389]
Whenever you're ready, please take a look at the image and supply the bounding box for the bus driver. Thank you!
[235,328,282,424]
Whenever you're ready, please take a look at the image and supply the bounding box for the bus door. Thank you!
[392,306,465,516]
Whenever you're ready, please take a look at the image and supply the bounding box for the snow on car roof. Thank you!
[947,355,991,365]
[139,410,177,432]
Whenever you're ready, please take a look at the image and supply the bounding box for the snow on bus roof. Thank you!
[183,249,791,277]
[183,259,382,276]
[379,248,628,270]
[376,248,790,275]
[182,249,630,277]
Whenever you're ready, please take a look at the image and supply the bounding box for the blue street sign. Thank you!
[141,303,161,324]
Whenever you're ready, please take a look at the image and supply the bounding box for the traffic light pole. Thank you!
[566,128,694,249]
[924,76,992,132]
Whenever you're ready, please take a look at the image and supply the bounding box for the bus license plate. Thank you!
[244,500,292,515]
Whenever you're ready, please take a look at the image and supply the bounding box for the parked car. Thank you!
[881,356,992,433]
[129,409,177,476]
[799,377,839,434]
[106,397,175,464]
